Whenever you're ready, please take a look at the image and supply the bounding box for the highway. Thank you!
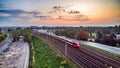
[34,32,120,68]
[0,34,12,53]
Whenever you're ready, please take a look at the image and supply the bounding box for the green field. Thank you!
[30,36,72,68]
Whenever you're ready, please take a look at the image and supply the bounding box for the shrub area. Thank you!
[31,36,72,68]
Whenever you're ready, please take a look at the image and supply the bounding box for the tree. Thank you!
[96,31,103,39]
[77,30,89,40]
[12,29,21,41]
[54,29,89,40]
[22,28,32,43]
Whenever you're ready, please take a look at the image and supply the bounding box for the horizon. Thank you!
[1,25,120,27]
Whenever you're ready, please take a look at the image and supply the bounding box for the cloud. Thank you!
[48,5,89,21]
[0,9,27,15]
[49,5,80,14]
[0,9,28,20]
[67,10,80,14]
[0,2,8,10]
[49,6,66,14]
[0,9,40,21]
[34,15,51,20]
[0,13,11,16]
[0,6,90,26]
[10,18,23,21]
[0,9,40,16]
[75,15,89,21]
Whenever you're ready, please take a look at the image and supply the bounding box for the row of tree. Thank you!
[12,28,32,43]
[54,29,89,40]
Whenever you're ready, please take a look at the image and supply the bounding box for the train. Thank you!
[71,41,80,48]
[34,31,80,48]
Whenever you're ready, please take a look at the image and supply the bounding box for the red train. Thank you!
[34,31,80,48]
[46,33,80,48]
[71,41,80,48]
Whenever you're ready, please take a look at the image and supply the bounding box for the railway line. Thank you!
[34,32,120,68]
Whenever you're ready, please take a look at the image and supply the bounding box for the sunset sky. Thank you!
[0,0,120,26]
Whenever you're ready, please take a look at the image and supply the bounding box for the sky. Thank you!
[0,0,120,26]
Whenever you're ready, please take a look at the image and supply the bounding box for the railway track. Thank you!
[34,32,120,68]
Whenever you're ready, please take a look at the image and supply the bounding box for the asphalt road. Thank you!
[0,34,12,53]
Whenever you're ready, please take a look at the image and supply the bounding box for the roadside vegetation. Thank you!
[30,35,73,68]
[0,32,7,43]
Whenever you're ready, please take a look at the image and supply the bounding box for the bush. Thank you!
[0,33,7,43]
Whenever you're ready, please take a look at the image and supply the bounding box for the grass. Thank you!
[82,44,120,60]
[30,35,73,68]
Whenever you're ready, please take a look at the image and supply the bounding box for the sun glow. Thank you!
[73,3,93,13]
[70,2,101,19]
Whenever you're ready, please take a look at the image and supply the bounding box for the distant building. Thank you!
[88,33,97,41]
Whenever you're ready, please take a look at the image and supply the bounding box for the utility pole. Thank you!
[75,32,78,40]
[65,42,68,56]
[47,30,48,40]
[46,27,48,40]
